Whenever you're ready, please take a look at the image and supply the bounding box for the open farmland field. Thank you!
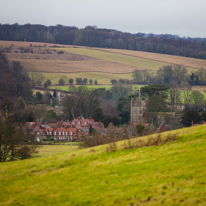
[1,40,204,87]
[99,48,206,70]
[1,125,206,205]
[50,85,113,91]
[1,40,202,75]
[35,145,78,158]
[57,47,171,72]
[42,72,133,85]
[49,84,146,92]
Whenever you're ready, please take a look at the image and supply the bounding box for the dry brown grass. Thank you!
[0,40,70,48]
[11,58,140,73]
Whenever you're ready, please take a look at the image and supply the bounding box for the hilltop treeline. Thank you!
[1,24,206,59]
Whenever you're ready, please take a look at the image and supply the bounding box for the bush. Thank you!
[46,79,52,86]
[111,79,117,85]
[102,115,121,128]
[120,110,130,124]
[69,78,74,85]
[59,78,65,85]
[16,145,38,160]
[180,109,201,127]
[136,124,145,135]
[201,112,206,121]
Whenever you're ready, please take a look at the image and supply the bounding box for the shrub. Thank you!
[123,133,177,150]
[102,115,121,128]
[180,109,201,127]
[136,124,145,136]
[69,78,74,85]
[59,78,65,85]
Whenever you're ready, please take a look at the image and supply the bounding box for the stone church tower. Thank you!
[131,97,145,124]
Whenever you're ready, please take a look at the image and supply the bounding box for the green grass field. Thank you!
[43,72,133,85]
[57,47,197,73]
[57,47,169,71]
[49,84,145,92]
[49,85,113,91]
[1,125,206,205]
[34,144,78,158]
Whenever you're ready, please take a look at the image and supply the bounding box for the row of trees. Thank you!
[1,24,206,59]
[132,65,206,86]
[75,78,98,85]
[58,77,98,85]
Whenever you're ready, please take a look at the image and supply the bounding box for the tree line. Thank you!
[1,23,206,59]
[58,77,98,85]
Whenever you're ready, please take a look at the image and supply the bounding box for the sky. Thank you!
[1,0,206,38]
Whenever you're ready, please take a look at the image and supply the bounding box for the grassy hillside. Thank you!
[100,48,206,70]
[57,47,170,72]
[1,41,202,72]
[1,125,206,205]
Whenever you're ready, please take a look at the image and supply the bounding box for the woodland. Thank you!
[1,23,206,59]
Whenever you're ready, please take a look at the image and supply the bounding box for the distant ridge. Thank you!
[0,23,206,59]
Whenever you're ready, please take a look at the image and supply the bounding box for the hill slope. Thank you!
[1,125,206,205]
[1,40,204,74]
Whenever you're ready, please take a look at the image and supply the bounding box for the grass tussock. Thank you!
[123,133,177,150]
[78,132,123,149]
[79,126,178,153]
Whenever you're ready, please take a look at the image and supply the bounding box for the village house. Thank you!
[26,117,105,141]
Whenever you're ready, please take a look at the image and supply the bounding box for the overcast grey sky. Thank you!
[1,0,206,38]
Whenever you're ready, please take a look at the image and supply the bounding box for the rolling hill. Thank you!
[1,40,206,85]
[0,125,206,205]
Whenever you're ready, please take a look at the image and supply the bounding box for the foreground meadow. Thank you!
[1,125,206,205]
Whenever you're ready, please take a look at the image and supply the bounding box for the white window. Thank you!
[72,121,75,124]
[47,132,49,135]
[70,132,72,135]
[62,132,64,135]
[78,121,80,125]
[37,137,40,142]
[54,132,56,135]
[50,132,52,135]
[59,132,61,135]
[85,122,87,125]
[54,137,56,140]
[37,132,39,135]
[66,132,68,135]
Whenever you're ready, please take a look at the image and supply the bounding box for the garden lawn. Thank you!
[1,125,206,205]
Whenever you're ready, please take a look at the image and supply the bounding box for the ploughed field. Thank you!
[1,125,206,205]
